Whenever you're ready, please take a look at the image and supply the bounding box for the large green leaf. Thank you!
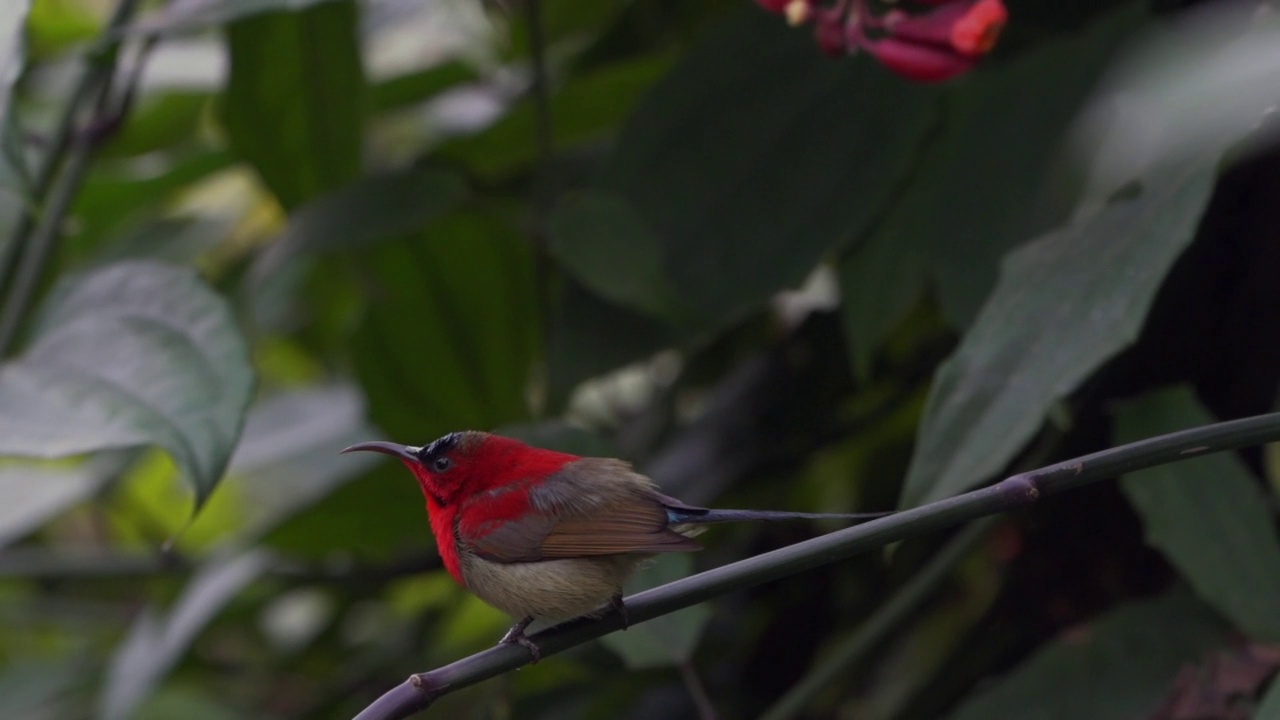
[837,219,928,382]
[0,261,255,506]
[948,589,1226,720]
[600,554,710,668]
[905,3,1148,328]
[98,550,272,720]
[221,0,364,209]
[248,167,467,285]
[350,211,538,441]
[901,161,1217,507]
[549,191,689,324]
[1116,386,1280,642]
[598,8,937,326]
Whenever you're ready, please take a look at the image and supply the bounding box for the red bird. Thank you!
[342,431,885,659]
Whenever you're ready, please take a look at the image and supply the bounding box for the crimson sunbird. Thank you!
[342,431,886,660]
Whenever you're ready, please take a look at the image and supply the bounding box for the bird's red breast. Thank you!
[398,434,580,585]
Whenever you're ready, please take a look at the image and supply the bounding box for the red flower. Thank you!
[862,38,977,82]
[755,0,792,11]
[885,0,1008,57]
[860,0,1006,82]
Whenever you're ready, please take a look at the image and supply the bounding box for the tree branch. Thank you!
[0,0,144,354]
[351,409,1280,720]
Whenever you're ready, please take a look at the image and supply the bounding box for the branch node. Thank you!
[996,472,1041,507]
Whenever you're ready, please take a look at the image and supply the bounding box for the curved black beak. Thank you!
[340,441,421,462]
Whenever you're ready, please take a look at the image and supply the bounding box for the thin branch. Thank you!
[0,0,143,354]
[679,660,718,720]
[350,410,1280,720]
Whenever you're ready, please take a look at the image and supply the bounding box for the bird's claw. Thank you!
[500,617,542,663]
[611,594,629,630]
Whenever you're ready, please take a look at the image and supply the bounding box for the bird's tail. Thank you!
[665,507,889,525]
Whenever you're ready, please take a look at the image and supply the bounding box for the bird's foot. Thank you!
[611,593,629,630]
[499,616,542,663]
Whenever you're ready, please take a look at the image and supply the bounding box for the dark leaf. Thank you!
[599,8,937,326]
[350,211,537,440]
[440,53,675,179]
[907,3,1149,327]
[838,221,928,381]
[948,589,1227,720]
[546,277,681,404]
[221,0,364,209]
[1117,386,1280,642]
[902,161,1217,507]
[549,191,689,324]
[249,167,467,286]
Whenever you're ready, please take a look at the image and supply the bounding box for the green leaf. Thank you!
[74,150,234,251]
[0,261,256,506]
[440,53,675,179]
[249,167,467,286]
[0,2,32,199]
[948,589,1226,720]
[131,0,348,36]
[901,161,1217,507]
[370,61,478,115]
[1259,675,1280,720]
[98,550,272,720]
[901,3,1149,328]
[599,8,937,326]
[350,211,538,440]
[600,554,710,668]
[0,454,126,548]
[195,383,381,544]
[221,0,364,209]
[0,659,81,719]
[546,277,681,403]
[1116,386,1280,642]
[838,225,928,382]
[549,191,689,324]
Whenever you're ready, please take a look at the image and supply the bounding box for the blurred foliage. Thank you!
[0,0,1279,718]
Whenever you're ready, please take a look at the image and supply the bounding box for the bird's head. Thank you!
[341,431,577,507]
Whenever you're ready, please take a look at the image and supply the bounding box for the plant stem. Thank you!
[521,0,558,417]
[350,409,1280,720]
[679,660,718,720]
[759,517,995,720]
[0,0,141,355]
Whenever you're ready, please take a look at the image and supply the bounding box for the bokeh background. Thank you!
[2,0,1280,718]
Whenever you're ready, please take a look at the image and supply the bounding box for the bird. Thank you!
[341,431,887,660]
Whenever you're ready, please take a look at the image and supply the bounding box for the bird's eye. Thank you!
[432,456,452,472]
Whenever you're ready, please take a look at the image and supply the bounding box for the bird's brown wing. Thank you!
[460,459,701,563]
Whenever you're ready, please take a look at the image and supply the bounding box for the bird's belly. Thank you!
[461,554,640,620]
